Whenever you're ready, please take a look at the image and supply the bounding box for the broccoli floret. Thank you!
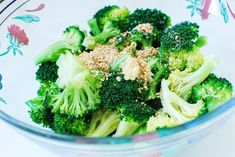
[52,52,102,117]
[123,8,171,32]
[36,61,58,82]
[83,20,122,50]
[100,73,146,110]
[26,82,61,127]
[159,22,207,72]
[53,70,102,117]
[87,109,120,137]
[113,102,155,137]
[130,23,160,50]
[115,32,131,51]
[191,73,233,112]
[35,26,85,65]
[160,79,205,125]
[52,113,89,136]
[92,6,130,31]
[169,56,218,99]
[55,52,85,88]
[84,6,130,49]
[147,109,176,132]
[27,97,54,127]
[115,23,161,51]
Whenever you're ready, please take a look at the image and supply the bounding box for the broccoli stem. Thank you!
[88,19,101,36]
[110,53,129,71]
[87,110,120,137]
[35,40,70,65]
[113,120,140,137]
[148,66,168,100]
[195,36,207,48]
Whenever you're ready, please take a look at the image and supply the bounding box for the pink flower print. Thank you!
[8,24,29,45]
[0,24,29,57]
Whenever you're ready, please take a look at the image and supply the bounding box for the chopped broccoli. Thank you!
[123,8,171,32]
[26,82,61,127]
[147,109,176,132]
[115,32,131,51]
[160,79,205,125]
[87,109,120,137]
[36,61,58,82]
[83,20,121,49]
[159,22,207,72]
[130,23,160,50]
[113,102,155,137]
[99,73,146,110]
[191,73,233,111]
[35,26,85,65]
[92,5,130,31]
[52,113,89,136]
[53,70,102,117]
[84,6,130,49]
[88,18,101,36]
[109,53,130,72]
[56,52,85,88]
[53,52,102,117]
[168,56,218,99]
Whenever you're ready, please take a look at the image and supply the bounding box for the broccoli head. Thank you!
[99,73,147,110]
[53,70,102,117]
[35,25,85,65]
[52,113,89,136]
[159,22,207,72]
[87,109,120,137]
[36,61,58,82]
[26,82,61,127]
[113,102,155,137]
[147,109,176,132]
[115,32,131,51]
[130,23,161,49]
[92,5,130,31]
[168,56,218,99]
[160,79,205,125]
[83,20,122,50]
[123,8,171,32]
[191,73,233,112]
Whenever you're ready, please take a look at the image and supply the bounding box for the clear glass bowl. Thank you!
[0,0,235,157]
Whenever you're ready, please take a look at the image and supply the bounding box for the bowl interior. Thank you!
[0,0,235,141]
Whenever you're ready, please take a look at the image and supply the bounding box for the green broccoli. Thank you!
[123,8,171,32]
[87,109,120,137]
[191,73,233,112]
[130,24,160,49]
[84,6,130,49]
[115,32,131,51]
[53,70,102,117]
[52,52,102,117]
[35,26,85,65]
[160,79,205,125]
[26,82,61,127]
[91,5,130,32]
[159,22,207,72]
[113,102,155,137]
[52,113,89,136]
[83,20,122,50]
[168,56,218,99]
[36,61,58,82]
[147,109,176,132]
[99,73,147,110]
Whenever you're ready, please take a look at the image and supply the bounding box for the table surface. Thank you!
[1,115,235,157]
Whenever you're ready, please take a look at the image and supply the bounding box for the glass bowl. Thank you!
[0,0,235,157]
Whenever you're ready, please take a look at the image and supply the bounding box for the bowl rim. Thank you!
[1,0,235,146]
[1,97,235,145]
